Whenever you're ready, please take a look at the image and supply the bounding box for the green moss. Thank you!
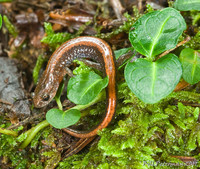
[57,81,200,168]
[0,123,54,168]
[41,21,91,50]
[97,7,141,39]
[33,55,47,84]
[1,4,200,169]
[41,22,72,50]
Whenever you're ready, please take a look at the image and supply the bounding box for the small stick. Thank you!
[157,36,191,60]
[62,136,95,159]
[138,0,143,12]
[171,155,197,163]
[7,112,45,130]
[65,67,74,77]
[109,0,125,20]
[0,99,12,105]
[174,79,190,92]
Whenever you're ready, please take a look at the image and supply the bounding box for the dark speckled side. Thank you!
[33,36,116,139]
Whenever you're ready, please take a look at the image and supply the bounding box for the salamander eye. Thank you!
[42,94,50,101]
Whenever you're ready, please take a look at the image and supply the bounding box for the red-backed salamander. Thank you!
[33,36,116,139]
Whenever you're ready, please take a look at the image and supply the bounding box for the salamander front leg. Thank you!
[64,66,74,77]
[77,58,102,71]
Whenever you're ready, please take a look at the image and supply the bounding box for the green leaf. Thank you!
[46,109,81,129]
[55,81,65,110]
[114,47,133,60]
[43,22,54,35]
[193,107,199,121]
[0,15,2,29]
[0,0,12,2]
[125,54,182,104]
[55,81,65,101]
[173,118,186,130]
[114,47,136,69]
[179,48,200,84]
[73,60,92,75]
[33,55,46,84]
[41,33,72,48]
[187,132,197,151]
[174,0,200,11]
[149,113,169,124]
[3,15,18,37]
[121,137,135,150]
[197,130,200,146]
[129,7,186,59]
[67,71,108,105]
[41,22,72,49]
[178,102,185,119]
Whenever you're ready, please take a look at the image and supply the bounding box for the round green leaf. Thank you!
[174,0,200,11]
[179,48,200,84]
[125,54,182,104]
[129,7,186,59]
[67,71,108,105]
[46,108,81,129]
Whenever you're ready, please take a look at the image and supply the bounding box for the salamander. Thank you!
[33,36,116,138]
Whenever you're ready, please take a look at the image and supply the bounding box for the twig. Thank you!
[157,36,191,60]
[138,0,143,12]
[116,50,136,67]
[0,99,12,105]
[7,112,45,130]
[109,0,125,20]
[171,155,197,163]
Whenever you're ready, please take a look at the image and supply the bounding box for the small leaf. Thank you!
[73,60,92,75]
[173,118,186,130]
[178,102,185,119]
[55,81,65,101]
[174,0,200,11]
[33,55,46,84]
[187,132,197,151]
[121,137,135,150]
[193,107,199,121]
[54,81,65,110]
[179,48,200,84]
[3,15,18,37]
[43,22,54,35]
[114,47,136,69]
[0,14,2,29]
[149,113,169,124]
[197,130,200,146]
[129,7,186,59]
[125,54,182,104]
[46,109,81,129]
[67,71,108,105]
[114,47,133,60]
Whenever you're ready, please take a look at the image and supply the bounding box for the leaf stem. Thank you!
[19,120,49,149]
[0,127,18,137]
[67,90,106,117]
[55,97,63,111]
[19,90,105,148]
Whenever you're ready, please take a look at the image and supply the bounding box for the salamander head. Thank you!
[33,74,59,108]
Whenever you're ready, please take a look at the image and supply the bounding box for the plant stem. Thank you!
[0,127,18,137]
[69,90,106,117]
[19,90,105,149]
[19,120,49,149]
[55,97,63,110]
